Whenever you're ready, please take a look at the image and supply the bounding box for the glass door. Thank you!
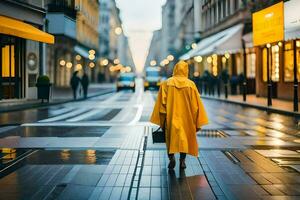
[0,38,23,99]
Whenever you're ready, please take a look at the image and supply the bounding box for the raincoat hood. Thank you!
[167,60,192,88]
[173,60,189,77]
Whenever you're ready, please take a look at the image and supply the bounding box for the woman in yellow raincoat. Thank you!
[150,60,208,169]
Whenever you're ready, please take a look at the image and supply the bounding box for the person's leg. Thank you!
[179,153,186,169]
[72,88,76,100]
[168,153,175,169]
[180,153,186,160]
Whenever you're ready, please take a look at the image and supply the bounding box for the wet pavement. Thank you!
[0,80,299,200]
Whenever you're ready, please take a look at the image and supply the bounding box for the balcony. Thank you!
[46,13,76,40]
[47,1,76,20]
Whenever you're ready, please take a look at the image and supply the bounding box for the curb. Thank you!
[201,95,300,118]
[0,89,115,113]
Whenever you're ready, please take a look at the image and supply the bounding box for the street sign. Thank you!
[253,2,284,46]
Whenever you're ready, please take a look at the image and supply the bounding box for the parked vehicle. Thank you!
[116,73,135,92]
[144,67,162,91]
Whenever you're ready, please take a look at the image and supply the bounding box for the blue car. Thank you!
[116,73,136,92]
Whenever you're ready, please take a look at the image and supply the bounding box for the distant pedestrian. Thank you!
[150,61,209,169]
[81,72,89,99]
[70,71,80,100]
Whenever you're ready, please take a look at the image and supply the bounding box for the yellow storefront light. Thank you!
[75,64,82,70]
[206,56,212,64]
[167,55,174,61]
[75,55,81,61]
[89,62,95,68]
[66,62,72,68]
[101,59,109,66]
[266,43,271,48]
[60,60,66,66]
[278,42,282,47]
[274,45,279,52]
[114,58,120,64]
[296,41,300,47]
[194,56,202,63]
[150,60,157,66]
[222,56,227,63]
[224,52,230,59]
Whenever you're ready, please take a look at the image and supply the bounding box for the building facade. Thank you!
[145,30,163,69]
[46,0,99,87]
[98,0,135,82]
[0,0,54,100]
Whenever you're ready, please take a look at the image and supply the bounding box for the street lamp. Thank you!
[66,62,72,69]
[101,59,109,66]
[266,43,272,106]
[89,62,95,68]
[89,54,95,60]
[59,60,66,66]
[75,55,81,61]
[194,56,202,63]
[150,60,157,66]
[167,55,174,61]
[115,27,122,35]
[114,59,120,65]
[191,43,197,49]
[89,49,96,55]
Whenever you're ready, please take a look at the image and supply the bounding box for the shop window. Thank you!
[271,45,280,82]
[246,51,256,78]
[262,48,267,82]
[1,45,15,78]
[284,40,300,82]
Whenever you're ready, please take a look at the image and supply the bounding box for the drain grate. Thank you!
[197,129,227,138]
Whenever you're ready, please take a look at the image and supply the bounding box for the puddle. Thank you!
[25,150,115,165]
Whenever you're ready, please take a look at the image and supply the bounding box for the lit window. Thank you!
[284,41,300,82]
[246,50,256,78]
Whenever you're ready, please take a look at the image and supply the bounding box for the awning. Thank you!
[285,28,300,41]
[284,0,300,40]
[181,24,244,60]
[0,15,54,44]
[74,45,90,59]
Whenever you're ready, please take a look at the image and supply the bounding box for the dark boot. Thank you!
[168,155,176,169]
[179,158,186,169]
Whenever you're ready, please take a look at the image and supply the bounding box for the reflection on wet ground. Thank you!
[0,90,299,199]
[0,106,75,125]
[0,149,115,200]
[24,150,115,165]
[0,126,110,138]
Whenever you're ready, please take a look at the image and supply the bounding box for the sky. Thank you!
[116,0,166,72]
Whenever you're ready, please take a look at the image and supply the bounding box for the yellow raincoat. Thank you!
[150,61,208,157]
